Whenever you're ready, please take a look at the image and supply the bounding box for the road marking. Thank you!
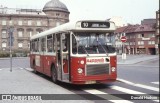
[111,86,145,94]
[0,69,2,70]
[83,89,133,103]
[117,78,134,85]
[110,86,159,102]
[117,78,159,92]
[151,82,159,85]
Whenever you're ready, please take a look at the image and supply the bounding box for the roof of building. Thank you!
[135,24,155,32]
[43,0,69,12]
[125,25,140,33]
[115,24,155,34]
[141,19,156,25]
[115,26,128,33]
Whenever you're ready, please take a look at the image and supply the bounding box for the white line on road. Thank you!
[83,89,134,103]
[117,78,159,92]
[110,86,159,102]
[0,69,2,70]
[151,82,159,85]
[111,85,145,94]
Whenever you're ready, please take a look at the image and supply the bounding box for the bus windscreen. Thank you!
[72,32,115,54]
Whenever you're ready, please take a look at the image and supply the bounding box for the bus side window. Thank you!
[35,39,39,52]
[47,35,53,52]
[62,33,69,52]
[41,38,46,52]
[53,34,55,52]
[30,41,33,52]
[72,35,77,54]
[33,39,37,52]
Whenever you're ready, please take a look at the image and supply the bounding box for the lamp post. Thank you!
[8,26,14,72]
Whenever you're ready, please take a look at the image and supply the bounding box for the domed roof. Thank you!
[43,0,69,12]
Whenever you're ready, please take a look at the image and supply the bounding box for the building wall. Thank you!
[115,23,156,55]
[125,31,156,55]
[0,9,69,53]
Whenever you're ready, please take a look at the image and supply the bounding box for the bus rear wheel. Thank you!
[51,66,57,83]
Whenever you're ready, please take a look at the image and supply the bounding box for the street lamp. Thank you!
[8,26,14,72]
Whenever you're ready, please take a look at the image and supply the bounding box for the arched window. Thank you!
[1,29,7,38]
[17,28,24,37]
[2,42,7,48]
[56,22,60,26]
[37,21,41,26]
[18,42,23,48]
[36,28,43,34]
[27,28,33,37]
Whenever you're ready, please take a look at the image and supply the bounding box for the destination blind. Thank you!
[81,21,110,28]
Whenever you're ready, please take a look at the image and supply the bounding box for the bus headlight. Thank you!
[111,67,116,72]
[80,60,84,64]
[78,68,83,74]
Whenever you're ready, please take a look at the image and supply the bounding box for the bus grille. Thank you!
[86,64,109,76]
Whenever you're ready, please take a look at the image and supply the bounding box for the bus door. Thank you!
[56,33,70,82]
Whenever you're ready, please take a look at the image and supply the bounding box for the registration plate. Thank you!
[85,81,96,84]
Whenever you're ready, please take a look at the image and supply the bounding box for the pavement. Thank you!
[0,68,93,103]
[117,54,159,64]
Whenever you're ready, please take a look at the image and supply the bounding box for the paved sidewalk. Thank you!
[0,68,92,103]
[117,54,159,64]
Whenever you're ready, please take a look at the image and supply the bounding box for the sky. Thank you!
[0,0,159,24]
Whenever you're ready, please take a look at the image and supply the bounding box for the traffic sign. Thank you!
[120,36,127,42]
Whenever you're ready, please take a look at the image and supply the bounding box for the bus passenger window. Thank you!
[52,34,55,52]
[31,41,34,52]
[62,34,69,52]
[47,35,53,52]
[35,39,39,52]
[41,38,46,52]
[72,35,77,54]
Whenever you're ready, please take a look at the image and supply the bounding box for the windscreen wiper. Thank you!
[98,41,108,55]
[80,46,89,56]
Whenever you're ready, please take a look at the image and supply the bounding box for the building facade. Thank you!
[115,23,156,55]
[0,0,70,53]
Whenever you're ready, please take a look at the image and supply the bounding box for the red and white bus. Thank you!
[30,20,117,84]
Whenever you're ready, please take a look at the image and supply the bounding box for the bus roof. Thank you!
[30,20,116,40]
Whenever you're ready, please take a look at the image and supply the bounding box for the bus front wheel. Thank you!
[51,66,57,83]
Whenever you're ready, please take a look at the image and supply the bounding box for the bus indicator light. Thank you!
[80,60,84,64]
[111,67,116,72]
